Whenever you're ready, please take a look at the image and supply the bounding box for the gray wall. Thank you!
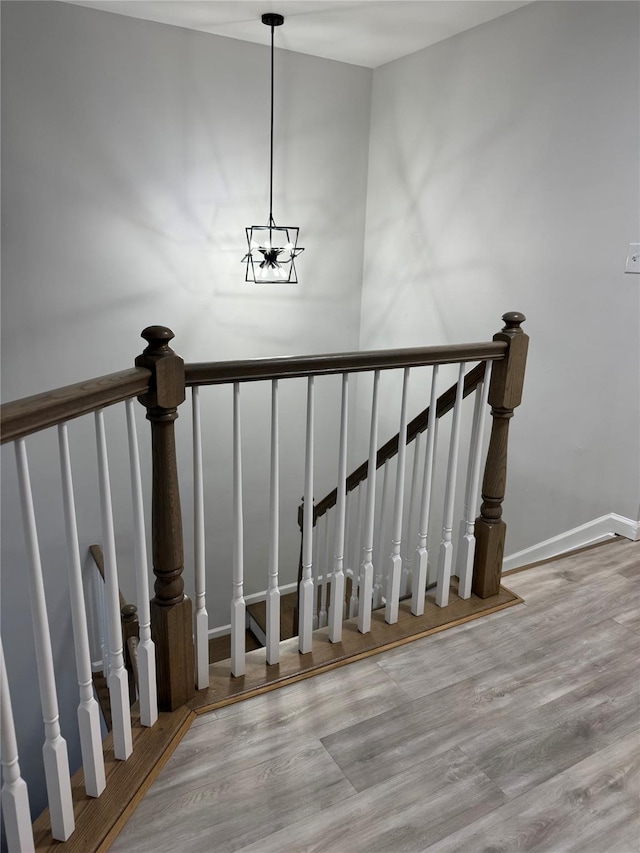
[1,0,371,823]
[360,0,640,554]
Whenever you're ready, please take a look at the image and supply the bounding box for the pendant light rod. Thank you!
[262,13,284,232]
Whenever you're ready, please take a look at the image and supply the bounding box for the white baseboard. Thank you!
[503,513,640,572]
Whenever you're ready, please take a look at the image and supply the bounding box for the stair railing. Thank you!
[0,352,166,846]
[297,359,491,626]
[0,312,527,850]
[184,312,527,669]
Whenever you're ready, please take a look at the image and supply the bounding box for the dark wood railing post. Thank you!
[136,326,195,710]
[472,312,529,599]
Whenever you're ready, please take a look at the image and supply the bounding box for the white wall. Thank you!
[360,0,640,555]
[1,0,371,823]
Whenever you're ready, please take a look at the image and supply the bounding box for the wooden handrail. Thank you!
[0,367,152,444]
[184,341,507,387]
[0,343,506,442]
[308,361,488,525]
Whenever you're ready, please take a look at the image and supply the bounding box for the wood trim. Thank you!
[89,545,127,610]
[1,368,152,444]
[32,706,194,853]
[189,582,523,715]
[313,361,488,521]
[185,341,507,387]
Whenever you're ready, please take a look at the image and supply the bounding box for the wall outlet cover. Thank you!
[625,243,640,273]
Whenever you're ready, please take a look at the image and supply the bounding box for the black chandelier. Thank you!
[242,13,304,283]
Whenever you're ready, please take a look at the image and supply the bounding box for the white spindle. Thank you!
[385,368,411,624]
[312,515,323,630]
[318,516,330,629]
[456,362,493,599]
[412,365,440,616]
[231,383,246,676]
[436,363,467,607]
[299,376,315,653]
[328,374,348,642]
[98,572,109,678]
[94,411,133,760]
[372,459,390,610]
[190,388,209,690]
[343,490,352,619]
[58,424,106,797]
[1,640,35,853]
[266,380,280,665]
[348,486,363,619]
[125,399,159,722]
[14,439,75,841]
[358,370,380,634]
[401,433,422,598]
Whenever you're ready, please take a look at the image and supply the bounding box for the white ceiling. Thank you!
[66,1,532,68]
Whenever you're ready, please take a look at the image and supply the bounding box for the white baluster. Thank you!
[436,363,467,607]
[1,640,35,853]
[328,374,348,642]
[266,379,280,665]
[98,571,109,678]
[125,399,159,721]
[386,368,411,624]
[348,486,363,619]
[190,388,209,690]
[412,365,440,616]
[94,411,133,760]
[318,516,329,629]
[372,460,390,610]
[14,439,75,841]
[299,376,315,654]
[231,382,246,677]
[312,515,323,630]
[401,433,422,598]
[343,490,352,620]
[58,424,106,797]
[456,362,493,599]
[358,370,380,634]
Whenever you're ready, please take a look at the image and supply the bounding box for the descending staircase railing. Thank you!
[0,312,528,851]
[295,360,490,629]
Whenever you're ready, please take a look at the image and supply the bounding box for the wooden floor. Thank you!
[109,537,640,853]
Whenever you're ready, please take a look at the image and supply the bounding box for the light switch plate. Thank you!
[625,243,640,273]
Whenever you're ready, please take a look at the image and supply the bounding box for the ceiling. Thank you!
[66,1,532,68]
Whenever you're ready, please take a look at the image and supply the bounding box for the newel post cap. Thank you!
[501,312,526,332]
[140,325,176,355]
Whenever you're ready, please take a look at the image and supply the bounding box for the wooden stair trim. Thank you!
[32,705,194,853]
[189,582,523,714]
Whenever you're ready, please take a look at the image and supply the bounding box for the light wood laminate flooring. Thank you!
[110,538,640,853]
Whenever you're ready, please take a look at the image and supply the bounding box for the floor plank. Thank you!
[422,731,640,853]
[109,738,356,853]
[233,747,506,853]
[320,618,640,793]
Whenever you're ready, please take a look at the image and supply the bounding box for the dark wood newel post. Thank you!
[472,312,529,599]
[136,326,195,710]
